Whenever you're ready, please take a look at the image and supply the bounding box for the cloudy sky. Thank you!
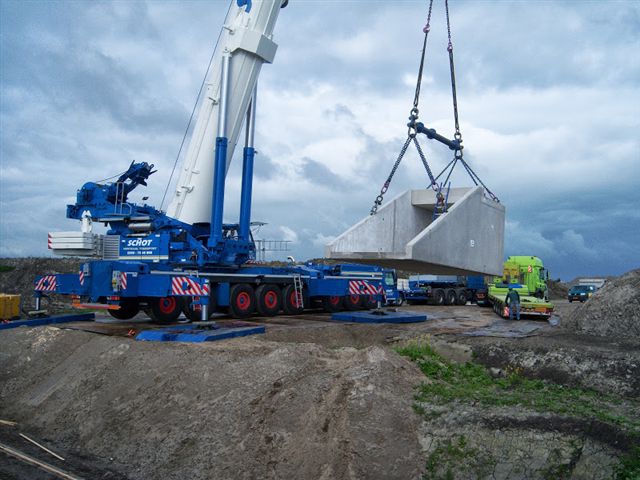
[1,0,638,280]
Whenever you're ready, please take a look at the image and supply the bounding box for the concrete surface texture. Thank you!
[326,186,505,275]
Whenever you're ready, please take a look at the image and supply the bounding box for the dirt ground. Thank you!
[1,297,639,479]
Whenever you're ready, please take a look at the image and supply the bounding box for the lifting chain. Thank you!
[371,0,499,215]
[408,0,435,137]
[370,136,412,215]
[412,137,437,188]
[445,0,463,157]
[371,0,436,216]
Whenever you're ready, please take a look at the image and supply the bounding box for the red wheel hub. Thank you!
[158,297,177,314]
[329,296,341,306]
[349,295,360,305]
[265,291,278,309]
[236,291,251,310]
[290,291,299,307]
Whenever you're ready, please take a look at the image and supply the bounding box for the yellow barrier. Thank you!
[0,294,21,320]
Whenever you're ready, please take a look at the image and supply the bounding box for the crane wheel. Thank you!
[322,295,343,313]
[343,294,362,311]
[149,296,183,323]
[360,294,377,310]
[256,284,282,317]
[183,291,217,322]
[283,284,305,315]
[432,289,446,305]
[108,299,140,320]
[230,284,256,319]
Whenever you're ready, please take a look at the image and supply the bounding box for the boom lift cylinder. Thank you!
[239,86,257,242]
[210,53,231,247]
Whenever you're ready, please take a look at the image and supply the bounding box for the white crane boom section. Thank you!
[167,0,285,225]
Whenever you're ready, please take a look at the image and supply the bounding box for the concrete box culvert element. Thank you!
[325,186,505,276]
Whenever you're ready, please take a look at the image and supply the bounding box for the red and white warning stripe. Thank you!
[348,280,379,295]
[35,275,57,292]
[47,233,52,250]
[171,276,210,296]
[379,285,387,302]
[120,272,128,290]
[79,271,85,286]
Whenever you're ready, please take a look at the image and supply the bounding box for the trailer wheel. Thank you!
[456,289,468,305]
[344,294,362,311]
[322,295,343,313]
[444,289,457,305]
[149,296,183,323]
[283,284,305,315]
[256,284,282,317]
[230,284,256,319]
[108,299,140,320]
[433,289,445,306]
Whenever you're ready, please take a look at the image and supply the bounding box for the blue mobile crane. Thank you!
[35,0,384,322]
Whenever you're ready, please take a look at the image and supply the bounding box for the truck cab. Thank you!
[382,269,404,306]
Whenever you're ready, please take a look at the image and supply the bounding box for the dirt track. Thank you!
[1,301,639,479]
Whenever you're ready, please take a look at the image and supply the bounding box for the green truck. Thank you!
[487,256,554,319]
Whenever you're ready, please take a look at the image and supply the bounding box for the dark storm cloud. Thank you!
[1,4,186,134]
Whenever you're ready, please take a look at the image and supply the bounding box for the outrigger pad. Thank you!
[135,323,265,343]
[326,186,505,276]
[331,310,427,324]
[0,313,96,330]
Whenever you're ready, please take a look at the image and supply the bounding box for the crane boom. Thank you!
[166,0,286,225]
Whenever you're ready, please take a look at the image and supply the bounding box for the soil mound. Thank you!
[547,279,569,300]
[0,328,425,480]
[564,268,640,339]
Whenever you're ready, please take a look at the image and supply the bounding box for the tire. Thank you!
[283,284,305,315]
[569,299,573,303]
[445,289,457,306]
[396,296,404,307]
[433,289,445,306]
[229,283,256,319]
[322,295,343,313]
[108,298,140,320]
[256,284,282,317]
[361,294,377,310]
[183,303,200,322]
[456,289,468,305]
[344,294,362,311]
[183,289,217,322]
[149,296,183,323]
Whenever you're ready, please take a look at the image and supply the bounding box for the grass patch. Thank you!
[395,340,640,432]
[424,436,496,480]
[0,265,16,273]
[614,447,640,480]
